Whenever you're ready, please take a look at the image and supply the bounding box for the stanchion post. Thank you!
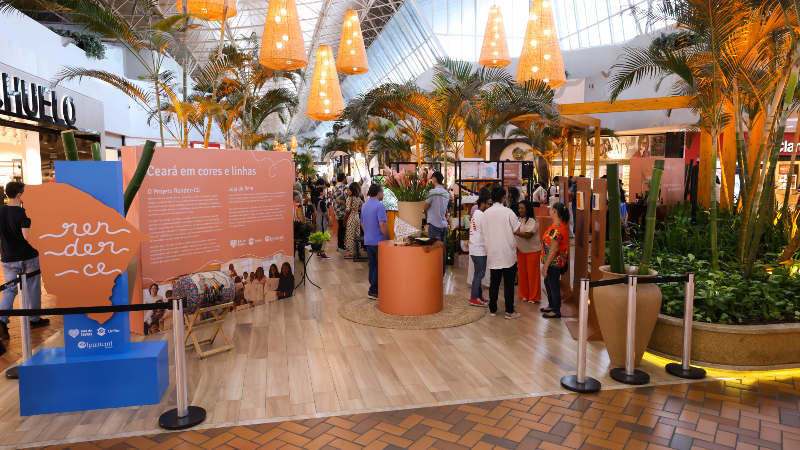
[561,279,601,393]
[666,272,706,379]
[7,274,31,380]
[159,298,206,429]
[610,275,650,385]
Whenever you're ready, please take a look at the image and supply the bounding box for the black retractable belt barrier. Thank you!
[563,272,702,388]
[2,286,207,428]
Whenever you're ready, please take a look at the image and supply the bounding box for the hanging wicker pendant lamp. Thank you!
[179,0,236,21]
[336,9,369,75]
[478,5,510,68]
[516,0,565,89]
[259,0,307,71]
[307,45,344,121]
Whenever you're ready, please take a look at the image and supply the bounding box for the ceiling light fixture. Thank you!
[479,6,510,68]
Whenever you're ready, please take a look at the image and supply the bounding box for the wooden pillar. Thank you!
[594,124,601,178]
[748,113,764,176]
[580,129,587,176]
[568,135,575,177]
[721,119,737,210]
[698,127,713,209]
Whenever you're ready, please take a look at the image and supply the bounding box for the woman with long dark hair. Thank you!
[268,264,279,278]
[540,202,570,318]
[344,182,364,259]
[507,185,521,216]
[515,200,541,303]
[276,263,295,299]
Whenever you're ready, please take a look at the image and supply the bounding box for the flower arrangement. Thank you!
[381,167,437,202]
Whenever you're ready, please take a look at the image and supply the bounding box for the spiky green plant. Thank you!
[639,160,665,275]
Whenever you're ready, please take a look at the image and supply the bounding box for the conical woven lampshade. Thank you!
[336,9,369,75]
[259,0,307,71]
[478,6,510,68]
[179,0,236,21]
[307,45,344,121]
[516,0,565,89]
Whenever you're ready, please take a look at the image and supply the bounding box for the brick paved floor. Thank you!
[35,376,800,450]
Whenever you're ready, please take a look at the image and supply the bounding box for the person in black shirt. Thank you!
[276,262,294,299]
[0,182,49,340]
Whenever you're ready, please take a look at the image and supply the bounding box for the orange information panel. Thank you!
[123,147,294,334]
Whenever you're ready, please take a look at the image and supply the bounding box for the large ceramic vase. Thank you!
[397,201,425,237]
[593,265,662,367]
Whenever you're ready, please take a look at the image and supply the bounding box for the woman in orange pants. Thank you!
[515,200,542,302]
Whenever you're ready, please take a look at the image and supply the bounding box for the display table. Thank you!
[378,241,443,316]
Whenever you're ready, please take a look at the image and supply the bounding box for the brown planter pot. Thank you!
[594,265,662,367]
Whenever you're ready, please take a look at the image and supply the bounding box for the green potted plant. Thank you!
[309,231,331,251]
[594,161,665,368]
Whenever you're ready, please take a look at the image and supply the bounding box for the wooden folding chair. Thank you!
[183,302,234,359]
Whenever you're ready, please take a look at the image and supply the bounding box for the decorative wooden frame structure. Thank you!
[184,302,235,359]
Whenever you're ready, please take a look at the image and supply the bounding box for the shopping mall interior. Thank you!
[0,0,798,449]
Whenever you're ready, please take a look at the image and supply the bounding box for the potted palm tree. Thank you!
[594,161,664,368]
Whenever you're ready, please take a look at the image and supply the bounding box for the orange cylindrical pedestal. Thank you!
[377,241,443,316]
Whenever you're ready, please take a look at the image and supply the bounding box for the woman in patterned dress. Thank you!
[344,182,364,259]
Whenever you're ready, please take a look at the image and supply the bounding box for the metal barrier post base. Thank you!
[665,363,706,380]
[5,366,18,379]
[610,368,650,385]
[560,375,601,393]
[159,406,206,430]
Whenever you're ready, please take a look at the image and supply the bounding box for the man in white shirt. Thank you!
[549,177,560,205]
[531,183,548,206]
[479,187,523,319]
[468,196,492,307]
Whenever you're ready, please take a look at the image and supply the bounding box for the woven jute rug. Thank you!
[338,294,485,330]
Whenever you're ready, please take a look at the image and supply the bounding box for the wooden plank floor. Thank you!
[0,242,689,449]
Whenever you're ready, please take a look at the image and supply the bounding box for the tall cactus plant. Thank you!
[638,160,665,275]
[123,140,156,215]
[62,131,79,161]
[607,163,625,274]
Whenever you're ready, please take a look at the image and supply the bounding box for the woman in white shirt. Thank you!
[468,196,492,307]
[516,200,542,303]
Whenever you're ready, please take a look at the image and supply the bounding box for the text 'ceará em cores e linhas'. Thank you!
[147,166,258,177]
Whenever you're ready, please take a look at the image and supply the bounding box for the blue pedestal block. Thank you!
[18,341,169,416]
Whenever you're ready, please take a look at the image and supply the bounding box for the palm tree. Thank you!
[0,0,204,146]
[609,0,745,271]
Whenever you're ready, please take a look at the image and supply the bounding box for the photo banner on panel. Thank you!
[123,147,294,334]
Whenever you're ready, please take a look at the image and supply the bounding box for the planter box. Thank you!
[648,314,800,368]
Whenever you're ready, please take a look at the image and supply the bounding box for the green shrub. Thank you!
[49,27,106,60]
[619,202,800,324]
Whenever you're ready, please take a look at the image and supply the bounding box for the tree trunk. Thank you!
[154,81,165,146]
[781,112,799,212]
[710,127,720,270]
[778,216,800,263]
[738,63,792,260]
[745,52,800,277]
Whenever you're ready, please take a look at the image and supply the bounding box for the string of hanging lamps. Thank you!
[180,0,236,21]
[516,1,566,89]
[259,0,307,71]
[478,5,510,68]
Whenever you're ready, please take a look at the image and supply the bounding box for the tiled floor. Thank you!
[35,376,800,450]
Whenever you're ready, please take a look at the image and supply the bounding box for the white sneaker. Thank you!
[505,312,522,320]
[367,293,378,300]
[489,312,497,317]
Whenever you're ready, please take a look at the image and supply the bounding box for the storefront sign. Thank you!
[1,72,76,127]
[0,62,103,136]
